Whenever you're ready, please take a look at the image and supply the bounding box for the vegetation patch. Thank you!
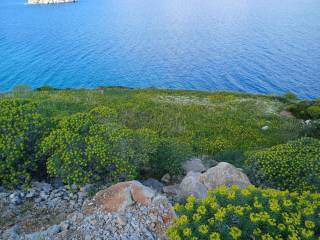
[0,99,47,188]
[167,185,320,240]
[245,137,320,192]
[0,87,309,188]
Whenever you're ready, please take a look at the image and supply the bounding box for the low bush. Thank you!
[287,100,320,120]
[307,105,320,119]
[0,99,46,188]
[11,84,32,98]
[167,185,320,240]
[41,107,158,186]
[214,150,245,168]
[149,138,192,178]
[298,120,320,139]
[245,138,320,192]
[283,92,298,102]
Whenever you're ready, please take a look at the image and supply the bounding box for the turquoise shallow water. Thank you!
[0,0,319,98]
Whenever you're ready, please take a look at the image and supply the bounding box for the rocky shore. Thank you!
[1,160,251,240]
[27,0,76,5]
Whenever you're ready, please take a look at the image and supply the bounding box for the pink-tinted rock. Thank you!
[83,181,155,214]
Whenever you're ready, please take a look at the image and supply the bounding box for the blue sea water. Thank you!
[0,0,319,98]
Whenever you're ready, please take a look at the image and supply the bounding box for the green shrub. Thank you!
[35,85,59,91]
[245,138,320,192]
[307,106,320,119]
[0,99,45,188]
[149,139,192,178]
[283,92,298,102]
[287,100,320,120]
[214,150,245,168]
[41,107,158,186]
[298,120,320,139]
[167,185,320,240]
[11,84,32,98]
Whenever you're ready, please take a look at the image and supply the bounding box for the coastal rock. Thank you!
[27,0,76,4]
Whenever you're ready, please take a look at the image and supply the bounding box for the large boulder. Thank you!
[179,162,251,199]
[83,180,156,214]
[179,172,207,199]
[200,162,251,189]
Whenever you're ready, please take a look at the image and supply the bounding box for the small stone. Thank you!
[46,224,62,235]
[40,191,49,200]
[26,189,37,198]
[261,125,269,131]
[9,192,23,205]
[116,215,127,226]
[90,219,97,225]
[34,197,43,203]
[80,184,94,193]
[161,174,171,184]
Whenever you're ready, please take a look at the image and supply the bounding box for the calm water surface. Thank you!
[0,0,319,98]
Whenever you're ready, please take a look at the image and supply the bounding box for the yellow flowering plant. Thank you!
[246,137,320,192]
[167,186,320,240]
[0,99,46,188]
[41,106,158,186]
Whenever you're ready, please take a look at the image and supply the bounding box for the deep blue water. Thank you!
[0,0,319,98]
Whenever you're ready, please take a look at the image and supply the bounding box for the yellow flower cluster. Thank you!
[0,99,45,188]
[246,137,320,192]
[167,185,320,240]
[42,107,158,186]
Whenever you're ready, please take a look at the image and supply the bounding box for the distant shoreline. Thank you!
[27,0,76,5]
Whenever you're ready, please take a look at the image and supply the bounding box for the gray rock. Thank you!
[39,191,49,200]
[25,189,37,198]
[80,184,94,193]
[180,172,207,199]
[200,162,251,189]
[178,162,251,199]
[0,192,9,199]
[25,224,61,240]
[261,125,269,131]
[183,158,206,173]
[34,197,43,203]
[2,225,20,240]
[46,224,62,235]
[32,181,52,193]
[141,178,164,192]
[161,174,171,184]
[9,192,23,205]
[162,184,181,196]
